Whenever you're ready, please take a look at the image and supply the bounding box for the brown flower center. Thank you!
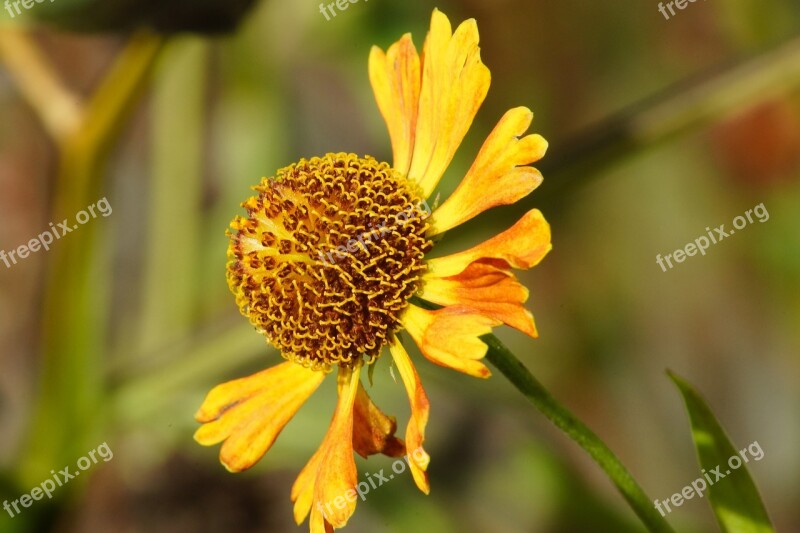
[227,153,432,371]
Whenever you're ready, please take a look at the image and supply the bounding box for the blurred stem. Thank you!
[21,33,163,486]
[0,27,83,141]
[134,38,208,360]
[537,34,800,202]
[482,334,674,533]
[112,321,269,423]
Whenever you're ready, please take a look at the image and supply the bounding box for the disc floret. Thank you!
[227,153,432,370]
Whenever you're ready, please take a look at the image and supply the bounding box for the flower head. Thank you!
[227,154,432,370]
[195,8,551,531]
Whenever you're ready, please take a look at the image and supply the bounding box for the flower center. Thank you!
[227,153,433,371]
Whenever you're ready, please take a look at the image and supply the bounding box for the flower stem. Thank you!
[482,334,674,533]
[19,32,163,487]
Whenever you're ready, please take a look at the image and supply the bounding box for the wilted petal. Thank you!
[353,383,406,458]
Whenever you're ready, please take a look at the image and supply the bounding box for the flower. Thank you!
[194,8,551,531]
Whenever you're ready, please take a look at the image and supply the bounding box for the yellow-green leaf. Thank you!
[668,371,774,533]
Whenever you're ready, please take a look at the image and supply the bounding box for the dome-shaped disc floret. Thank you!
[227,153,433,371]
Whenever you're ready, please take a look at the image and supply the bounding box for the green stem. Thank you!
[536,34,800,203]
[20,32,164,487]
[483,334,674,533]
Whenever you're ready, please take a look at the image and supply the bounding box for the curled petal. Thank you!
[369,34,421,176]
[292,362,362,529]
[388,339,431,494]
[426,209,552,279]
[353,383,406,458]
[402,304,499,378]
[408,9,491,198]
[421,262,539,338]
[429,107,547,234]
[194,361,324,473]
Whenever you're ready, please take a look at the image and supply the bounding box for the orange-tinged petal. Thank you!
[388,338,431,494]
[291,365,362,528]
[429,107,548,234]
[310,507,334,533]
[402,304,499,378]
[421,262,539,338]
[408,9,491,198]
[193,362,324,473]
[312,362,361,528]
[369,34,421,176]
[353,383,406,458]
[291,447,324,525]
[427,209,552,279]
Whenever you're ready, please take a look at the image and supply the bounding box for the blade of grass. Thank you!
[668,371,774,533]
[134,38,208,360]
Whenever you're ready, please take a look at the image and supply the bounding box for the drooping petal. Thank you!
[353,383,406,458]
[194,361,324,473]
[292,362,362,529]
[421,262,539,338]
[291,447,324,525]
[402,304,499,378]
[426,209,552,279]
[429,107,548,234]
[388,339,431,494]
[312,363,361,528]
[407,9,491,198]
[369,34,421,176]
[310,506,334,533]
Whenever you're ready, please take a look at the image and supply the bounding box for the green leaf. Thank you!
[668,371,774,533]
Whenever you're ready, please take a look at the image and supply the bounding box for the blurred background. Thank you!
[1,0,799,531]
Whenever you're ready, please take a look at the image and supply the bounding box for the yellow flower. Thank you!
[195,8,551,531]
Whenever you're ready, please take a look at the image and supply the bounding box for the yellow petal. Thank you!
[388,339,431,494]
[369,34,421,176]
[407,9,491,198]
[421,262,539,338]
[291,363,363,528]
[310,507,334,533]
[312,362,361,528]
[291,447,324,525]
[193,362,324,473]
[426,209,552,278]
[429,107,547,234]
[402,304,499,378]
[353,383,406,458]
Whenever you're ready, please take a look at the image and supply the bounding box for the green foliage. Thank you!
[669,371,774,533]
